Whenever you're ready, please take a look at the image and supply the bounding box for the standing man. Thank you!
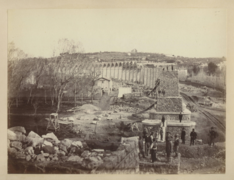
[145,133,152,157]
[209,127,218,147]
[161,115,165,127]
[179,112,183,123]
[173,134,180,157]
[190,129,197,146]
[166,132,173,163]
[138,136,145,158]
[181,128,186,144]
[160,127,164,141]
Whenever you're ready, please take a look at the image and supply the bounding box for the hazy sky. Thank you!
[8,9,226,58]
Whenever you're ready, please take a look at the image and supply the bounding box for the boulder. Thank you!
[8,130,26,142]
[58,143,68,153]
[9,126,26,134]
[27,131,41,139]
[67,155,83,163]
[60,139,72,149]
[36,154,46,161]
[42,133,60,144]
[25,146,34,155]
[42,145,55,154]
[81,156,103,170]
[25,137,43,147]
[10,141,22,151]
[58,150,66,156]
[42,153,50,157]
[81,150,91,158]
[26,155,31,161]
[44,140,53,147]
[71,141,83,148]
[92,149,104,153]
[52,157,58,161]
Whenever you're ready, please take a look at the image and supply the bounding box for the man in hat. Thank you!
[161,115,165,127]
[138,136,145,158]
[145,133,152,156]
[166,132,173,162]
[179,112,183,123]
[173,134,180,157]
[181,128,186,144]
[190,129,197,146]
[209,127,218,147]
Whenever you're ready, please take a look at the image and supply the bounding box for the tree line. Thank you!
[8,40,101,114]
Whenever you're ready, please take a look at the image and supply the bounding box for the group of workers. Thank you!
[138,126,219,163]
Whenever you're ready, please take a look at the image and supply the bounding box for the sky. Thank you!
[8,9,227,58]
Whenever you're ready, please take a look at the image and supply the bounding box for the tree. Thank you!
[192,65,200,75]
[208,62,218,75]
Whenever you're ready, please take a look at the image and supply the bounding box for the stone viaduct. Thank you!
[91,61,177,88]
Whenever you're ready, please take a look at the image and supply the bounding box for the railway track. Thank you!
[180,92,225,133]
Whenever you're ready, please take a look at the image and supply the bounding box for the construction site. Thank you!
[8,59,226,174]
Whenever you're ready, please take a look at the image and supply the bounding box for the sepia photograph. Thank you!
[7,9,226,174]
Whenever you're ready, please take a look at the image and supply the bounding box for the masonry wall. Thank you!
[158,71,179,97]
[96,138,139,173]
[156,98,182,112]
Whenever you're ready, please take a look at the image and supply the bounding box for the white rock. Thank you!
[44,140,53,147]
[42,133,60,144]
[71,141,83,148]
[92,149,104,153]
[27,131,41,139]
[26,137,43,147]
[25,146,34,155]
[9,126,26,134]
[67,155,83,163]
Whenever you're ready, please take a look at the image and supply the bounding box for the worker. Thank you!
[160,127,164,141]
[161,115,165,127]
[166,132,173,162]
[209,127,218,147]
[145,133,152,156]
[173,134,180,157]
[138,136,145,158]
[179,112,183,123]
[181,127,186,144]
[190,129,197,146]
[150,138,157,163]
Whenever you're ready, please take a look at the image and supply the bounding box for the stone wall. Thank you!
[158,71,179,97]
[95,137,139,173]
[139,156,180,174]
[156,98,182,112]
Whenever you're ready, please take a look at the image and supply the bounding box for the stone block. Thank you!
[42,133,60,144]
[10,141,22,151]
[9,126,26,134]
[60,139,72,148]
[27,131,41,139]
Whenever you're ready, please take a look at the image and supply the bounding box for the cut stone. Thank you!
[60,139,72,148]
[27,131,41,139]
[9,126,26,134]
[44,140,53,147]
[71,141,83,148]
[42,133,60,144]
[10,141,22,151]
[67,155,83,163]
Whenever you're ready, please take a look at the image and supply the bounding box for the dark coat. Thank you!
[181,130,186,139]
[179,114,183,121]
[190,131,197,139]
[166,140,173,154]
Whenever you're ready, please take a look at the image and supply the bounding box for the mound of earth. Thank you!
[78,104,100,114]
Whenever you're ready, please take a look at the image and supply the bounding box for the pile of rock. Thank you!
[8,126,107,170]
